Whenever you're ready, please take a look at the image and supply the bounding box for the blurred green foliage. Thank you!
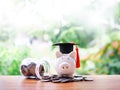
[76,39,120,75]
[89,4,120,74]
[0,44,30,75]
[50,26,96,48]
[94,40,120,74]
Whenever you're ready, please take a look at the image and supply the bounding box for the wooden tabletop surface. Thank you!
[0,75,120,90]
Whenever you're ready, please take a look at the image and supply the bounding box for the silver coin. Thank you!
[74,77,83,81]
[74,75,83,78]
[40,79,51,82]
[61,79,73,83]
[52,79,61,83]
[84,77,93,81]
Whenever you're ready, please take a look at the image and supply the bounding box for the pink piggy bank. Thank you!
[55,51,76,78]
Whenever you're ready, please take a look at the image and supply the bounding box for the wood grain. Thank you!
[0,75,120,90]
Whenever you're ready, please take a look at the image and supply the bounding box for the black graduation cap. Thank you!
[53,43,76,54]
[53,42,80,68]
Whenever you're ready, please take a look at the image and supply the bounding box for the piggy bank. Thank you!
[55,51,76,78]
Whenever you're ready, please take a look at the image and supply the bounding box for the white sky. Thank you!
[0,0,119,30]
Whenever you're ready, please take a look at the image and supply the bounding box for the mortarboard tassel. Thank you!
[75,45,80,68]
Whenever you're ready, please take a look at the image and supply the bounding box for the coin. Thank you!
[41,79,51,82]
[42,75,50,80]
[51,75,59,80]
[74,77,83,81]
[52,79,61,83]
[74,75,83,78]
[61,78,73,83]
[83,77,93,81]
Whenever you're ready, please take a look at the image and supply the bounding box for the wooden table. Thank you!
[0,75,120,90]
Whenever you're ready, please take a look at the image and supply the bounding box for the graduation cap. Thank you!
[53,43,80,68]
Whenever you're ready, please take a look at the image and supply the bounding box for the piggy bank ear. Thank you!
[56,51,62,58]
[69,51,75,59]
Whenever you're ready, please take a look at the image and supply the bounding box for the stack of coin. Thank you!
[40,75,93,83]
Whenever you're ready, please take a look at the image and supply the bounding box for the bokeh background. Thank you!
[0,0,120,75]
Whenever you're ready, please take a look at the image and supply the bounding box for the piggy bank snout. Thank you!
[59,62,71,71]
